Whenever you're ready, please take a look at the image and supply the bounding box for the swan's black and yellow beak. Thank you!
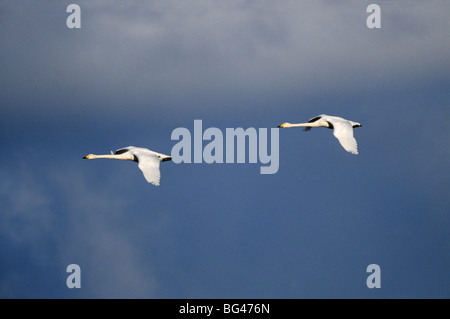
[161,157,172,162]
[82,155,90,159]
[278,123,285,128]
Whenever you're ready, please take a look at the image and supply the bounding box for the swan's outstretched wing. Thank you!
[135,153,161,186]
[325,117,358,155]
[114,147,132,155]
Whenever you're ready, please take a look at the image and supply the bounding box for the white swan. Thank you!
[278,115,362,154]
[83,146,172,186]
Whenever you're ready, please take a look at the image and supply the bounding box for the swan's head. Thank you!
[278,122,289,128]
[351,122,362,128]
[83,154,93,159]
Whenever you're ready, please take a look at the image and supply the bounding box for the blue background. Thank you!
[0,1,448,298]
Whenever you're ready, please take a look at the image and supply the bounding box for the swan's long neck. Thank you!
[88,153,134,161]
[283,122,323,128]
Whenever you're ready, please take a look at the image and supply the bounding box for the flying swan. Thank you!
[278,115,362,154]
[83,146,172,186]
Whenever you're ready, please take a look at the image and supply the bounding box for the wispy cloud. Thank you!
[0,168,54,253]
[0,163,159,298]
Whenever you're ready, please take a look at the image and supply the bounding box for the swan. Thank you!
[83,146,172,186]
[278,115,362,154]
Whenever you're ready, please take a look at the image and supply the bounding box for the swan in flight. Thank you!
[83,146,172,186]
[278,115,362,154]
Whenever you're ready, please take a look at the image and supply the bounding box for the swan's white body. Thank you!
[279,115,362,155]
[83,146,171,186]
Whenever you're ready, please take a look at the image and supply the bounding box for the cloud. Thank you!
[1,0,448,119]
[0,168,54,256]
[53,170,159,298]
[0,162,159,298]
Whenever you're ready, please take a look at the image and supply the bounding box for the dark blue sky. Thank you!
[1,0,449,298]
